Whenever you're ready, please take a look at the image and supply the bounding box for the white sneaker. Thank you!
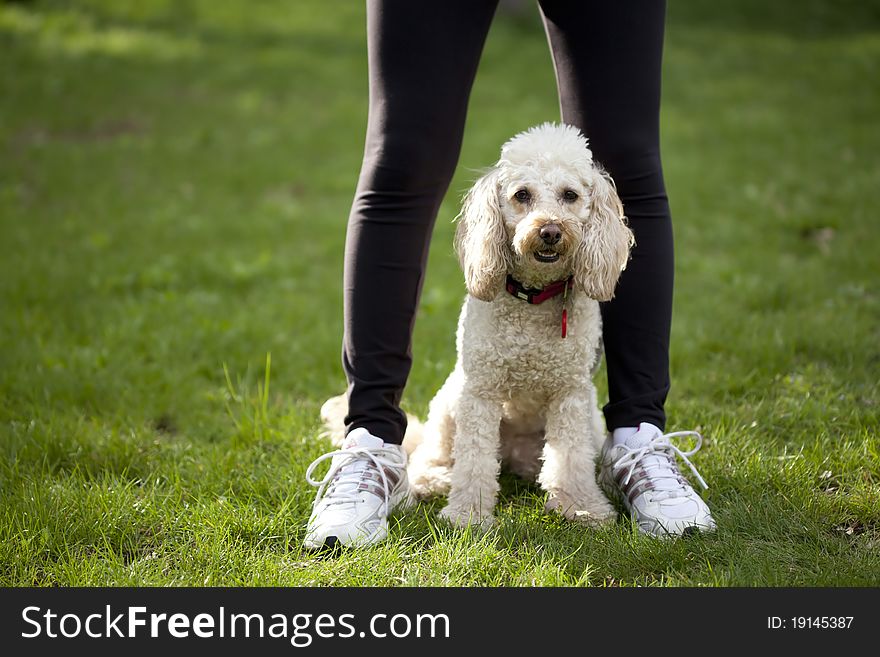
[304,428,409,549]
[599,423,716,537]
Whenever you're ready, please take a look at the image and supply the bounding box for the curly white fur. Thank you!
[322,123,634,529]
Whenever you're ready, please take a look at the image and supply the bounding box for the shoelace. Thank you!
[305,446,405,518]
[611,431,708,502]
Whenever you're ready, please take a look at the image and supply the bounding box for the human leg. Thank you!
[343,0,500,445]
[539,0,672,432]
[540,1,714,535]
[307,0,499,549]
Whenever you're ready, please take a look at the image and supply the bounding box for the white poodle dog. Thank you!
[409,123,633,528]
[321,123,633,529]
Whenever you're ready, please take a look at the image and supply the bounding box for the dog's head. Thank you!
[454,123,634,302]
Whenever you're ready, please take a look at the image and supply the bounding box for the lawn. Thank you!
[1,0,878,586]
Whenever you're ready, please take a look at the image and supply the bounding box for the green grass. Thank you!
[1,0,878,586]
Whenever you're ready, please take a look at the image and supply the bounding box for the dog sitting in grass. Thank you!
[323,123,633,528]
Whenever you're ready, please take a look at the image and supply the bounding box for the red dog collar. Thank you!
[505,275,574,338]
[505,275,573,305]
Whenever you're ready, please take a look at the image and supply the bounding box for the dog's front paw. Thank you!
[408,463,452,500]
[545,493,617,526]
[439,503,495,530]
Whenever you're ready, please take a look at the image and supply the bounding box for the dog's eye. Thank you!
[562,190,579,202]
[513,189,531,203]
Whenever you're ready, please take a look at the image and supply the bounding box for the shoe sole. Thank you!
[303,518,388,551]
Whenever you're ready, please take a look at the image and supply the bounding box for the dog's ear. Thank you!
[573,168,634,301]
[454,169,510,301]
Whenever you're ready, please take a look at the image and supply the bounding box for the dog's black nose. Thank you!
[540,223,562,245]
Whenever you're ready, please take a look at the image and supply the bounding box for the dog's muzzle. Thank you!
[535,223,562,262]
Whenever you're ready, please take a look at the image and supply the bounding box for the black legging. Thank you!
[342,0,673,445]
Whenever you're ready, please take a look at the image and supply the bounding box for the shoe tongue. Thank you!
[624,422,664,449]
[624,423,682,493]
[342,428,385,450]
[325,429,385,501]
